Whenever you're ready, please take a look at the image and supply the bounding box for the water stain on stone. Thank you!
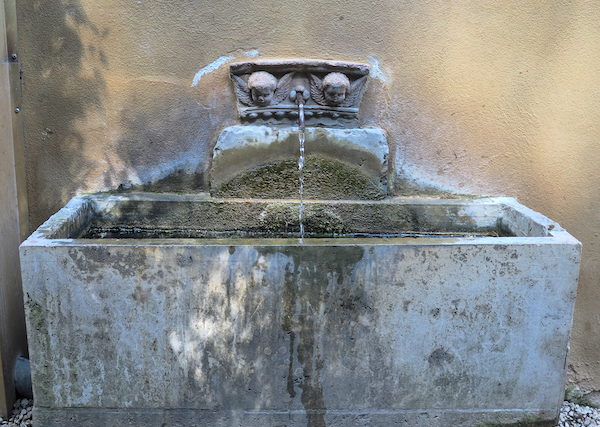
[428,348,454,367]
[259,245,365,427]
[478,417,558,427]
[131,285,151,303]
[286,331,297,398]
[176,253,194,267]
[68,247,146,278]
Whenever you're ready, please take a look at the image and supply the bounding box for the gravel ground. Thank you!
[558,401,600,427]
[0,399,32,427]
[0,398,597,426]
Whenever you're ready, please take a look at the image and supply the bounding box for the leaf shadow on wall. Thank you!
[112,71,239,194]
[24,0,108,229]
[112,81,214,193]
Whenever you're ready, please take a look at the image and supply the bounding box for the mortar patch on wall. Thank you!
[191,56,234,87]
[368,56,387,84]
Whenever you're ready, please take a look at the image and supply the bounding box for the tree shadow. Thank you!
[19,0,108,229]
[112,70,238,194]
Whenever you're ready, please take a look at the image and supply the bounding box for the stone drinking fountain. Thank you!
[20,60,581,427]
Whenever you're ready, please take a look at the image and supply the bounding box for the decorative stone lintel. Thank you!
[229,59,371,126]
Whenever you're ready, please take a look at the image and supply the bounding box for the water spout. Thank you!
[291,86,309,241]
[296,92,305,133]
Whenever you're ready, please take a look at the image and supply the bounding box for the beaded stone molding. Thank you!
[229,59,370,127]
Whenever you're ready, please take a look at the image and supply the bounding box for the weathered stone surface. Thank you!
[228,59,371,126]
[20,194,581,426]
[211,126,389,198]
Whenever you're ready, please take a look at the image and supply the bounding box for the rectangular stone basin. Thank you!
[20,193,581,426]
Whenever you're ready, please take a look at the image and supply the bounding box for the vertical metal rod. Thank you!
[297,92,305,133]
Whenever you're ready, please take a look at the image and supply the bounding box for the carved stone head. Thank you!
[322,72,351,106]
[247,71,278,107]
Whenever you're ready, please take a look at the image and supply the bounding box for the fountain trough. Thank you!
[20,193,580,426]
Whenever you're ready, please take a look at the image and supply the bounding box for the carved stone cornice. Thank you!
[229,59,370,127]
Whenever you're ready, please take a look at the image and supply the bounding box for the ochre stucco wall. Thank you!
[17,1,600,395]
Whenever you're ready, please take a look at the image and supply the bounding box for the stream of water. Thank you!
[298,132,305,241]
[297,96,306,242]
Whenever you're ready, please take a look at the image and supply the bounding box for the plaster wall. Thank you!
[16,1,600,394]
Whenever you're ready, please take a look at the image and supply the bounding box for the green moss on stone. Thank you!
[27,300,46,331]
[213,155,386,200]
[259,202,346,234]
[478,417,558,427]
[565,384,599,408]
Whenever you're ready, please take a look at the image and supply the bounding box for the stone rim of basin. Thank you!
[22,193,576,246]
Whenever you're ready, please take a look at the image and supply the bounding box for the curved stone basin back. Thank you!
[210,59,389,199]
[211,126,388,199]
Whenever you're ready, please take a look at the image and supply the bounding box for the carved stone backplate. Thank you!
[229,59,371,127]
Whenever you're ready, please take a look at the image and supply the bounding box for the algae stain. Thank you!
[27,300,46,330]
[286,331,297,399]
[259,246,365,427]
[215,156,385,200]
[478,418,558,427]
[69,247,147,278]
